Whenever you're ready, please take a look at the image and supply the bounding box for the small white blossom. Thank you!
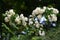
[35,21,40,28]
[20,14,24,20]
[40,28,43,30]
[24,17,28,21]
[29,19,33,25]
[43,6,46,10]
[47,7,54,10]
[35,21,39,24]
[39,9,45,14]
[51,14,57,21]
[9,9,15,15]
[53,8,59,14]
[29,15,33,17]
[20,14,24,18]
[7,15,11,18]
[15,16,21,24]
[48,14,57,22]
[37,15,42,19]
[22,21,27,26]
[32,9,39,15]
[39,30,45,36]
[4,17,9,22]
[35,23,40,28]
[32,7,45,16]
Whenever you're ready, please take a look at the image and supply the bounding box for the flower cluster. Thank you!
[3,6,59,36]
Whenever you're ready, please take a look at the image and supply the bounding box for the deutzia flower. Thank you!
[29,19,33,25]
[40,28,43,30]
[5,9,15,18]
[39,30,45,36]
[53,8,59,14]
[29,21,33,25]
[48,14,57,22]
[20,14,24,17]
[37,15,42,20]
[51,14,57,22]
[32,9,39,16]
[35,21,40,28]
[15,16,21,24]
[35,7,41,14]
[29,15,33,17]
[32,7,45,16]
[4,17,10,22]
[47,7,54,10]
[7,14,11,18]
[43,6,46,10]
[22,19,27,26]
[20,14,24,20]
[24,17,28,21]
[9,9,15,15]
[39,8,45,14]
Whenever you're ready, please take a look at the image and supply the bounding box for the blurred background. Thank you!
[0,0,60,16]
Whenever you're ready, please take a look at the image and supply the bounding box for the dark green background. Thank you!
[0,0,60,16]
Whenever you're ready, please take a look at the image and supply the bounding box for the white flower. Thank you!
[22,18,27,26]
[35,21,40,28]
[47,7,54,10]
[35,7,41,14]
[29,18,32,21]
[47,7,59,14]
[20,14,24,20]
[29,21,33,25]
[24,17,28,21]
[32,7,45,16]
[22,21,27,26]
[51,14,57,21]
[35,21,39,24]
[37,15,42,19]
[39,30,45,36]
[4,17,9,22]
[36,7,45,14]
[32,11,36,16]
[29,15,33,17]
[15,16,21,24]
[29,19,33,25]
[40,28,43,30]
[48,14,57,22]
[7,15,11,18]
[32,9,39,15]
[5,11,9,15]
[35,23,40,28]
[9,9,14,13]
[20,14,24,18]
[39,8,45,14]
[53,8,59,14]
[9,9,15,15]
[43,6,46,10]
[5,9,15,17]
